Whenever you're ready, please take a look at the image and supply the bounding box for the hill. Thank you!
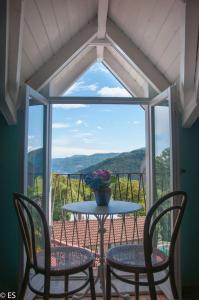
[28,148,43,176]
[28,148,145,175]
[79,148,145,174]
[52,152,119,173]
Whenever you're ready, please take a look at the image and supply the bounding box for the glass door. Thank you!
[23,85,51,222]
[152,95,172,200]
[149,85,180,298]
[149,86,179,203]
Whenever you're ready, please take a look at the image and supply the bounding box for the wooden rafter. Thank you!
[103,48,144,97]
[8,0,24,106]
[106,18,170,92]
[181,0,199,127]
[51,47,96,96]
[97,0,109,60]
[27,18,98,91]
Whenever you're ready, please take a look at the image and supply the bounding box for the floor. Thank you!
[26,270,168,300]
[82,297,167,300]
[36,296,167,300]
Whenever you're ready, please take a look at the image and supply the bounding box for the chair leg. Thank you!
[18,263,29,300]
[89,266,96,300]
[64,274,69,300]
[135,272,139,300]
[169,263,178,299]
[147,272,157,300]
[106,264,111,300]
[43,276,50,300]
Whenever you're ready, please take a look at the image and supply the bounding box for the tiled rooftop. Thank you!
[52,216,145,248]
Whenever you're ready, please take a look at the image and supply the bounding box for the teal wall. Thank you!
[0,113,21,292]
[180,118,199,287]
[0,106,199,292]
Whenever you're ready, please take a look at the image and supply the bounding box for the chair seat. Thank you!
[37,246,94,274]
[106,244,168,272]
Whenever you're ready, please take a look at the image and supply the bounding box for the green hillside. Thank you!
[28,148,43,176]
[52,152,119,173]
[28,148,145,175]
[79,148,145,174]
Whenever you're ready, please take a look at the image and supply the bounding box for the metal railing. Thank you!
[50,172,146,263]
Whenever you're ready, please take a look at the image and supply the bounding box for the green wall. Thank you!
[181,118,199,287]
[0,106,199,292]
[0,113,21,292]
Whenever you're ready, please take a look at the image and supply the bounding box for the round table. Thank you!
[63,200,142,299]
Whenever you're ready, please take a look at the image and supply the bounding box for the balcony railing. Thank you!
[50,172,146,264]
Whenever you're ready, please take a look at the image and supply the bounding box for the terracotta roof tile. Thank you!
[52,216,145,250]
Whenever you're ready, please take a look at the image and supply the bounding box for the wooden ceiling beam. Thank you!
[181,0,199,127]
[8,0,24,107]
[106,18,170,92]
[0,0,20,124]
[51,47,96,96]
[27,18,98,91]
[103,48,145,97]
[97,0,109,61]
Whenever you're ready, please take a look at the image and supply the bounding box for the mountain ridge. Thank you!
[28,148,145,175]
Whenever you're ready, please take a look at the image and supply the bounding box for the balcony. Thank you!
[51,172,146,247]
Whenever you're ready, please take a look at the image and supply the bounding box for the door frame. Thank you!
[148,85,181,298]
[20,84,181,298]
[22,84,52,223]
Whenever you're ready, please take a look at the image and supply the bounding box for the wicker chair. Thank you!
[14,192,96,300]
[106,191,187,300]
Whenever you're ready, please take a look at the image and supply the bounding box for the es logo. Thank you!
[0,292,16,299]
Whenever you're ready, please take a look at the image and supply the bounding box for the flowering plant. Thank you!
[84,169,112,191]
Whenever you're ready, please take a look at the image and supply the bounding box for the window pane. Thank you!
[154,101,171,199]
[27,102,44,205]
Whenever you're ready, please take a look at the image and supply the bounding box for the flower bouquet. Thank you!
[84,170,112,206]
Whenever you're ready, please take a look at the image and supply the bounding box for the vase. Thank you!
[94,187,111,206]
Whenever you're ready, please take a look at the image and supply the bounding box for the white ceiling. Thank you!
[21,0,98,81]
[109,0,185,83]
[20,0,185,95]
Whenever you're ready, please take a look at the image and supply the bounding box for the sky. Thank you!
[51,62,145,158]
[28,62,146,157]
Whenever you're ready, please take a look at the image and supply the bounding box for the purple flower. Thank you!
[84,169,112,191]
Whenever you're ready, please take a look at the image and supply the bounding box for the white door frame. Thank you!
[21,85,181,298]
[148,85,181,299]
[22,84,52,223]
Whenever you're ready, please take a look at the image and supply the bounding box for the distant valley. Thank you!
[28,148,145,175]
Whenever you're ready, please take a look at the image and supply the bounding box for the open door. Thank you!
[148,85,181,298]
[22,85,51,223]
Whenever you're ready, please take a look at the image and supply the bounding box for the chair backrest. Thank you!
[13,192,51,272]
[144,191,187,267]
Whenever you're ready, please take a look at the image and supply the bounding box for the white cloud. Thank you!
[86,84,98,91]
[100,109,112,112]
[82,138,94,144]
[63,81,98,95]
[52,122,70,129]
[28,135,34,139]
[90,63,109,74]
[133,121,140,125]
[52,146,113,158]
[76,120,83,125]
[53,104,87,109]
[97,126,103,130]
[63,81,82,95]
[97,87,131,97]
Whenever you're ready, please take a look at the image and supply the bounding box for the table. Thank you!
[63,200,142,299]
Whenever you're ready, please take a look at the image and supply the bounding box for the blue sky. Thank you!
[51,62,145,158]
[28,62,146,157]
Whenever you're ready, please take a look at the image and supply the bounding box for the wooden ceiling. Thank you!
[109,0,185,83]
[21,0,98,81]
[20,0,185,91]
